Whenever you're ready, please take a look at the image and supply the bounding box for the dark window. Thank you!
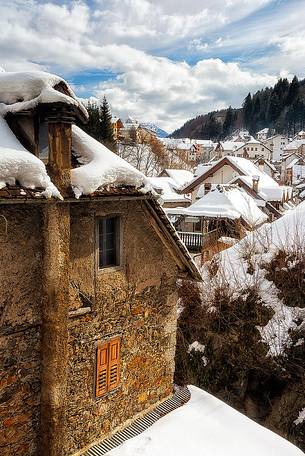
[39,121,49,162]
[98,217,120,268]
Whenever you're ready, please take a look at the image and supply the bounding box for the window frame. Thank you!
[96,215,122,272]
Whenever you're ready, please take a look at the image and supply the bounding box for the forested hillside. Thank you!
[171,76,305,140]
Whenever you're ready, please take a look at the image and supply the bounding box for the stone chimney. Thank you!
[252,175,260,193]
[46,106,75,197]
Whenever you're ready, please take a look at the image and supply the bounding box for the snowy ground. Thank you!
[108,386,304,456]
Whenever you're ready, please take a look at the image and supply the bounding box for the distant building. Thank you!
[235,137,272,160]
[180,156,293,220]
[166,185,268,260]
[264,134,289,161]
[256,128,269,142]
[254,158,277,178]
[214,141,245,159]
[111,116,124,140]
[283,139,305,157]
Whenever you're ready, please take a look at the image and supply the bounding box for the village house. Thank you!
[282,138,305,157]
[187,140,215,162]
[253,158,277,178]
[235,137,272,160]
[180,156,293,220]
[283,156,305,185]
[147,169,193,208]
[0,71,200,456]
[158,168,193,187]
[147,176,191,208]
[230,129,251,142]
[280,152,303,183]
[166,185,268,261]
[111,116,124,141]
[160,138,197,163]
[256,127,269,142]
[263,133,289,161]
[213,140,245,159]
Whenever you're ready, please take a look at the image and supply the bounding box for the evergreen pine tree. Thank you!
[222,106,234,139]
[100,96,116,150]
[80,101,101,141]
[267,91,281,123]
[286,76,300,106]
[243,93,253,129]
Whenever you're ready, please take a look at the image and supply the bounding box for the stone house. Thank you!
[0,71,200,456]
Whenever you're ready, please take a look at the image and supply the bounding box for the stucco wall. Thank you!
[0,205,43,456]
[192,164,240,202]
[66,199,178,455]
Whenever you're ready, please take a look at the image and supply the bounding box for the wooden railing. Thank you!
[177,231,203,252]
[177,229,221,252]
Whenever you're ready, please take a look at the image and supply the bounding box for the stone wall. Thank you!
[0,205,43,456]
[0,198,179,456]
[66,200,178,455]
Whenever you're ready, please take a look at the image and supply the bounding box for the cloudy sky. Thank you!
[1,0,305,132]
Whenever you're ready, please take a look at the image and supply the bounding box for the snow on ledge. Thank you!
[71,125,151,198]
[0,116,61,199]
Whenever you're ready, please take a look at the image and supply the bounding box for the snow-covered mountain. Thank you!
[140,122,168,138]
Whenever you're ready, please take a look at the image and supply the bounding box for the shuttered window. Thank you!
[96,337,121,397]
[98,217,120,269]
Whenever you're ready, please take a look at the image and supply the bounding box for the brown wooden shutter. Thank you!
[96,342,108,397]
[107,337,120,391]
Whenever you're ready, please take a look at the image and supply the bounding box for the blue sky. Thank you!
[0,0,305,131]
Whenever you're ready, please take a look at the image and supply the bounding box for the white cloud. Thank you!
[0,0,302,131]
[96,57,276,131]
[92,0,271,50]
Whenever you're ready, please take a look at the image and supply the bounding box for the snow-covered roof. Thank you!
[0,70,152,199]
[286,158,304,169]
[216,141,244,151]
[71,126,150,198]
[194,163,213,177]
[0,116,61,198]
[231,175,288,202]
[0,71,87,119]
[159,138,191,150]
[284,139,305,151]
[163,169,193,187]
[123,116,139,129]
[108,385,303,456]
[181,156,283,196]
[147,176,190,203]
[167,186,267,227]
[254,158,277,172]
[257,128,269,134]
[191,139,214,146]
